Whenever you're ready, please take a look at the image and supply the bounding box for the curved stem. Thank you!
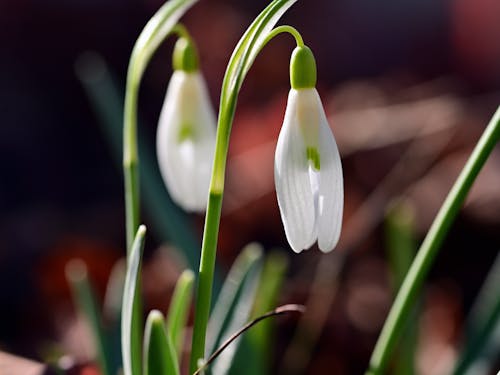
[366,106,500,375]
[122,0,198,254]
[171,23,191,40]
[262,25,304,48]
[189,17,303,374]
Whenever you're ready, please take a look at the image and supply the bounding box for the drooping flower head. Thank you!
[157,37,216,212]
[275,46,343,253]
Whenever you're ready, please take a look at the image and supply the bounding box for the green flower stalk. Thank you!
[123,0,198,254]
[189,0,343,371]
[123,0,344,373]
[122,2,199,375]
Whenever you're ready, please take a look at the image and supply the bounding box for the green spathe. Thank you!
[173,37,199,72]
[290,46,317,89]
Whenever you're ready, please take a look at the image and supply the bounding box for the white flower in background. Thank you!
[156,69,216,212]
[275,46,343,253]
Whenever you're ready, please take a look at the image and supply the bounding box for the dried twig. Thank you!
[193,304,305,375]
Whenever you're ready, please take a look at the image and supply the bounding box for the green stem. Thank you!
[366,106,500,375]
[210,25,303,194]
[171,23,192,41]
[190,192,223,371]
[189,2,301,369]
[124,74,140,254]
[122,0,199,255]
[262,25,304,48]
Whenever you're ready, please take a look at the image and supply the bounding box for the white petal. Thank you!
[275,90,316,253]
[156,71,216,212]
[295,89,320,147]
[316,101,343,252]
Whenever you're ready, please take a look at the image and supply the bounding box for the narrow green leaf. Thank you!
[367,107,500,375]
[206,244,263,375]
[103,258,126,324]
[234,250,289,375]
[102,259,127,375]
[453,252,500,375]
[206,244,263,354]
[211,0,298,190]
[122,225,147,375]
[143,310,180,375]
[123,0,199,253]
[129,0,199,81]
[220,0,298,106]
[66,260,111,375]
[386,202,416,287]
[385,201,417,375]
[166,269,195,360]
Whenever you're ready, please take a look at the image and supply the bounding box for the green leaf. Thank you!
[233,250,289,375]
[129,0,199,81]
[166,269,195,360]
[211,0,298,190]
[384,201,417,375]
[103,259,126,323]
[121,225,147,375]
[123,0,199,253]
[65,260,112,375]
[452,252,500,375]
[101,259,127,374]
[143,310,180,375]
[205,243,263,375]
[367,107,500,375]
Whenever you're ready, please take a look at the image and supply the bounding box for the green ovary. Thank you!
[306,146,321,170]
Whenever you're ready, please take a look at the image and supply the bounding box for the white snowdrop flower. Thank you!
[156,37,216,212]
[274,46,343,252]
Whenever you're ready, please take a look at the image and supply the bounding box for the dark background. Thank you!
[1,0,500,373]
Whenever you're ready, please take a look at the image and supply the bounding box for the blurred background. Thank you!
[1,0,500,374]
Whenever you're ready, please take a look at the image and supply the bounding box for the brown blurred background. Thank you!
[1,0,500,374]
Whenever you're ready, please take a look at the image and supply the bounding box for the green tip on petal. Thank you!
[290,45,317,89]
[306,146,321,170]
[173,37,199,72]
[177,122,196,142]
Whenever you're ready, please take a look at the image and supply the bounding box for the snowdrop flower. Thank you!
[157,37,216,212]
[275,46,343,253]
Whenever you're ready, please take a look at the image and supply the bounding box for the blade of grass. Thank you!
[123,0,198,254]
[385,201,417,375]
[143,310,180,375]
[210,252,263,375]
[101,259,127,374]
[103,259,126,325]
[121,225,147,375]
[233,251,289,375]
[205,243,263,357]
[452,252,500,375]
[367,106,500,375]
[166,269,195,360]
[65,260,111,375]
